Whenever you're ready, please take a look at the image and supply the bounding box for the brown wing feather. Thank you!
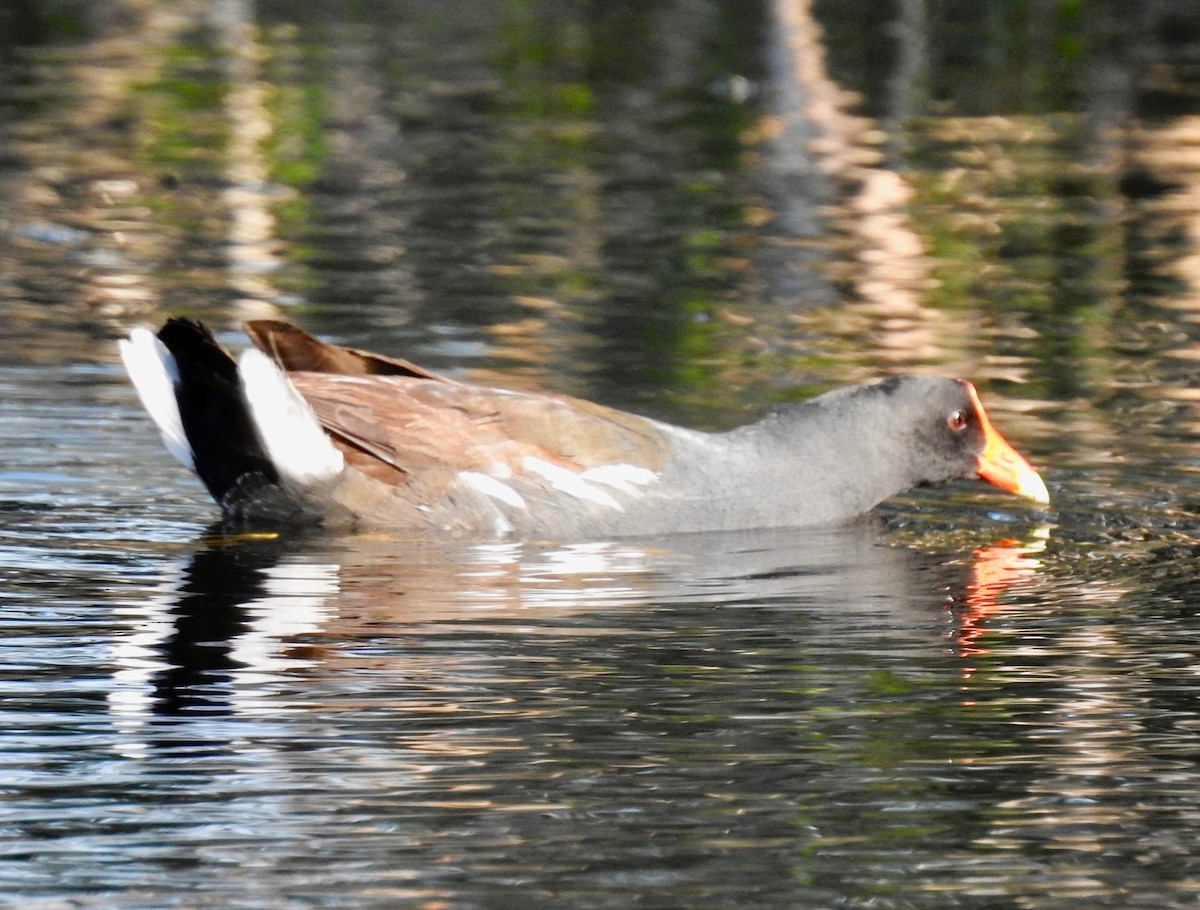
[244,321,673,493]
[245,320,449,380]
[288,373,672,488]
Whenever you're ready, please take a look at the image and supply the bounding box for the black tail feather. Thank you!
[156,319,279,511]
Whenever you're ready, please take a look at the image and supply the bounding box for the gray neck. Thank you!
[698,397,917,528]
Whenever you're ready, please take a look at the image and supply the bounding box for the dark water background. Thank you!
[5,1,1200,907]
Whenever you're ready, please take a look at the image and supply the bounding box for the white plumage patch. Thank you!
[118,328,195,470]
[521,456,622,509]
[459,471,528,509]
[237,348,344,485]
[580,463,656,493]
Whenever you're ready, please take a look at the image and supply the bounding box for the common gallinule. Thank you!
[120,319,1049,537]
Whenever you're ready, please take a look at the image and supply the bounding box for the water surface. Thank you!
[5,1,1200,908]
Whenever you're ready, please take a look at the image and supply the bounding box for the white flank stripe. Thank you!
[459,471,527,509]
[521,456,621,509]
[484,460,513,479]
[579,463,656,493]
[118,329,195,470]
[238,348,344,484]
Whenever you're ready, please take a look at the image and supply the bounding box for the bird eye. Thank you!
[947,409,970,432]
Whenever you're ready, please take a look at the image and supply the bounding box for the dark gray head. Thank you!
[758,375,1048,505]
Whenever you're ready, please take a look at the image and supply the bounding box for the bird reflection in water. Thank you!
[107,533,337,733]
[953,529,1049,681]
[106,522,1050,739]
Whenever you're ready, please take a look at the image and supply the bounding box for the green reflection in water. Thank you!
[815,0,1117,120]
[262,30,326,190]
[134,29,229,172]
[120,21,233,311]
[258,23,326,295]
[0,0,94,50]
[806,0,1158,418]
[493,0,771,418]
[906,114,1122,400]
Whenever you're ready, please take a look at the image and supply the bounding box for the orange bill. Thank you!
[967,385,1050,504]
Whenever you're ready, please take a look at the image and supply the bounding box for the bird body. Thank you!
[120,319,1048,538]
